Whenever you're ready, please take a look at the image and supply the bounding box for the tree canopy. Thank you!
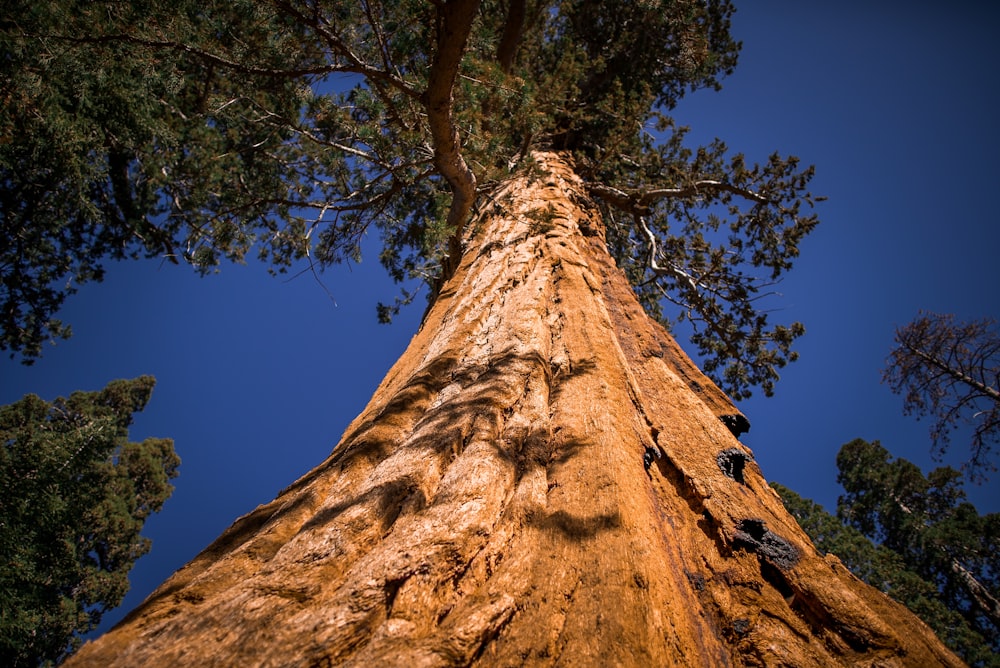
[883,311,1000,479]
[1,0,821,398]
[775,437,1000,666]
[836,438,1000,639]
[774,478,998,667]
[0,377,179,667]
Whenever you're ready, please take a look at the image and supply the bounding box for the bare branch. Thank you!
[641,180,768,205]
[902,342,1000,404]
[637,215,700,292]
[587,183,637,212]
[588,179,768,215]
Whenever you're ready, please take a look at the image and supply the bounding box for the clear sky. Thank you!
[2,1,999,635]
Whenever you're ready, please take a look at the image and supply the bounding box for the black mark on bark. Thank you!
[733,519,799,570]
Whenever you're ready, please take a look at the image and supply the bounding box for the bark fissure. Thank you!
[69,153,962,667]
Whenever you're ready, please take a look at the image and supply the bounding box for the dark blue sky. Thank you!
[2,2,999,635]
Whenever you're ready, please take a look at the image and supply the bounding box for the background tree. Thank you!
[836,439,1000,641]
[883,311,1000,478]
[774,476,998,667]
[0,377,179,667]
[1,0,818,399]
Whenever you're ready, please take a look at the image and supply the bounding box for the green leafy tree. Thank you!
[773,437,1000,666]
[1,0,820,399]
[0,377,179,667]
[883,311,1000,478]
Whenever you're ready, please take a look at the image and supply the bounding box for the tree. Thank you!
[773,477,998,667]
[1,0,816,399]
[66,158,958,666]
[835,438,1000,659]
[883,311,1000,479]
[0,377,179,667]
[5,2,961,665]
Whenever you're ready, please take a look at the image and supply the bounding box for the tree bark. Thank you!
[68,153,961,667]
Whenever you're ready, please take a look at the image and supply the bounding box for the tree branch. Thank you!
[640,180,768,206]
[36,21,421,101]
[949,558,1000,630]
[588,179,768,216]
[425,0,480,279]
[885,485,1000,630]
[270,1,422,100]
[637,215,701,292]
[901,341,1000,404]
[496,0,526,73]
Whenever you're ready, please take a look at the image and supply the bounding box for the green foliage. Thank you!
[593,122,819,399]
[1,1,819,398]
[496,0,739,151]
[836,438,999,645]
[1,0,316,359]
[883,312,1000,479]
[773,438,1000,666]
[0,377,179,666]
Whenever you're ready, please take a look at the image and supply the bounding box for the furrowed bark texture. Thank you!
[69,153,960,667]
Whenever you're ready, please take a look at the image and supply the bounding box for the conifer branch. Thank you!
[33,27,421,100]
[638,215,701,291]
[587,180,768,215]
[640,180,768,205]
[901,341,1000,404]
[425,0,481,278]
[496,0,527,73]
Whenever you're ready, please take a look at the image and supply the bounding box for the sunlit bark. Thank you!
[68,154,959,667]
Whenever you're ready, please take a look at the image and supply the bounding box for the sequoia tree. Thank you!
[66,152,962,667]
[4,1,962,665]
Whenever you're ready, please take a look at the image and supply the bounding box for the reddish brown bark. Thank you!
[68,153,960,667]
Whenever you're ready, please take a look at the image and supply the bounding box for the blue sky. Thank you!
[2,2,999,634]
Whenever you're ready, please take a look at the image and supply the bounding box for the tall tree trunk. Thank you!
[68,153,960,667]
